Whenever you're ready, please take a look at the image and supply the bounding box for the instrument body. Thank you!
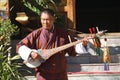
[24,40,81,68]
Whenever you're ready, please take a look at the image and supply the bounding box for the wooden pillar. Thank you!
[50,0,76,29]
[0,0,9,19]
[65,0,76,29]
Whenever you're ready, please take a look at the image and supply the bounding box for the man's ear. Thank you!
[53,17,55,22]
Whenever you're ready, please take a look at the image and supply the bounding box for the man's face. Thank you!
[41,13,55,30]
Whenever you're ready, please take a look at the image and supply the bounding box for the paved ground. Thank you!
[26,71,120,80]
[25,63,120,80]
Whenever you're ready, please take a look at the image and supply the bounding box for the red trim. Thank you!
[68,71,120,75]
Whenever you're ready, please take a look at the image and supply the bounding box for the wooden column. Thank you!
[65,0,76,29]
[57,0,76,29]
[0,0,9,19]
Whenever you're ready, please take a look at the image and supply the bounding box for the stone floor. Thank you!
[25,63,120,80]
[26,71,120,80]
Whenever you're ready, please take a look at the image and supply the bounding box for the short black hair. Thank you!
[40,8,55,17]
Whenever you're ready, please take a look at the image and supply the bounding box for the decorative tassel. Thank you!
[89,27,101,55]
[94,36,101,55]
[103,38,110,71]
[96,47,100,56]
[104,63,109,71]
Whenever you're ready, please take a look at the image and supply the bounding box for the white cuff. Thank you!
[75,43,88,54]
[18,45,32,61]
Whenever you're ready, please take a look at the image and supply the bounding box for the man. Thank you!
[16,8,87,80]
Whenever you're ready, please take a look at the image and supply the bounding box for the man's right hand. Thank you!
[40,49,51,60]
[30,50,41,60]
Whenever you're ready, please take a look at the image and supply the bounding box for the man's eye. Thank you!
[42,19,49,21]
[42,19,45,20]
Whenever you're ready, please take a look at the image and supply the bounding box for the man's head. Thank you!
[40,8,55,30]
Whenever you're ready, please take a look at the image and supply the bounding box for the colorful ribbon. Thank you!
[89,27,101,55]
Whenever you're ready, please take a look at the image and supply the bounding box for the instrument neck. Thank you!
[50,40,81,55]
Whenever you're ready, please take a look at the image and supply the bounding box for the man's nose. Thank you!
[43,20,47,23]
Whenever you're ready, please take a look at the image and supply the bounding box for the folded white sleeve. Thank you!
[18,45,32,61]
[75,43,88,54]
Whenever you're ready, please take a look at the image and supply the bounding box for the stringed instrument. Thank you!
[24,39,81,68]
